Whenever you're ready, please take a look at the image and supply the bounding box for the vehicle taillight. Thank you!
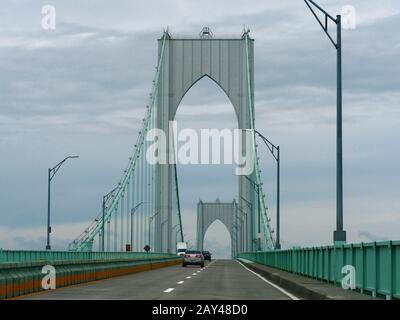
[196,255,202,258]
[184,254,190,258]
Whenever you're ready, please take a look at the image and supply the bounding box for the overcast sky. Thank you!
[0,0,399,257]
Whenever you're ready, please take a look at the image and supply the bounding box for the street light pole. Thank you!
[175,230,180,245]
[304,0,346,244]
[237,206,247,253]
[242,176,261,251]
[276,146,280,249]
[128,202,145,250]
[148,211,160,250]
[47,168,51,250]
[245,129,280,249]
[336,14,345,244]
[46,155,79,250]
[101,186,119,251]
[171,224,179,253]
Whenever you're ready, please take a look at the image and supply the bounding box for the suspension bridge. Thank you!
[0,27,399,300]
[67,27,275,255]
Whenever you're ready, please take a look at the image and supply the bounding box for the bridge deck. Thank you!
[20,260,294,300]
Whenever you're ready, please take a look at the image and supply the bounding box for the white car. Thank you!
[182,250,204,268]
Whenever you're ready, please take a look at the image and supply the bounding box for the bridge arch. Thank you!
[202,219,232,259]
[173,74,239,123]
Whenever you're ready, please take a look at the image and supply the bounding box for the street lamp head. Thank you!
[69,155,79,159]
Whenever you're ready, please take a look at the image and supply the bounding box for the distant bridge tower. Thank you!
[196,199,238,257]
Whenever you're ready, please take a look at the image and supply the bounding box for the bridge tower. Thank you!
[154,28,258,253]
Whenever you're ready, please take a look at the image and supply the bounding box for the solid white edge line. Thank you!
[205,260,216,268]
[163,288,175,293]
[177,281,184,284]
[236,260,299,300]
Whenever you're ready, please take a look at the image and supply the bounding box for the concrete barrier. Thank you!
[0,255,181,299]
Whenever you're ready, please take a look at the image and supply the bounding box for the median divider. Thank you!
[0,250,181,299]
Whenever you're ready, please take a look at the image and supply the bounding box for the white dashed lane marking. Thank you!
[165,260,216,293]
[164,260,215,293]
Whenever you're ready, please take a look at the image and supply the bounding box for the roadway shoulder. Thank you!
[237,259,376,300]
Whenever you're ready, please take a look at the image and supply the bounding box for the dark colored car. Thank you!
[202,251,211,261]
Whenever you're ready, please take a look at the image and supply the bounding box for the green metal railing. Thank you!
[238,240,400,300]
[0,249,181,299]
[0,249,176,264]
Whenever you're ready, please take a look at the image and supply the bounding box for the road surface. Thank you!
[21,259,297,300]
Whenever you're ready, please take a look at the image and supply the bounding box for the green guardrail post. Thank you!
[388,241,393,300]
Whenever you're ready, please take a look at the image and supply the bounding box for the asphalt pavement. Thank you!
[21,259,296,300]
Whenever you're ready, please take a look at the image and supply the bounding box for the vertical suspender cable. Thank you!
[107,220,110,251]
[130,170,135,250]
[245,33,273,250]
[114,206,117,251]
[135,162,139,251]
[141,148,145,249]
[127,178,130,247]
[72,32,168,251]
[121,192,124,251]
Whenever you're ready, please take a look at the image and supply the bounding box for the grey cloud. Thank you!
[0,0,399,255]
[358,230,388,242]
